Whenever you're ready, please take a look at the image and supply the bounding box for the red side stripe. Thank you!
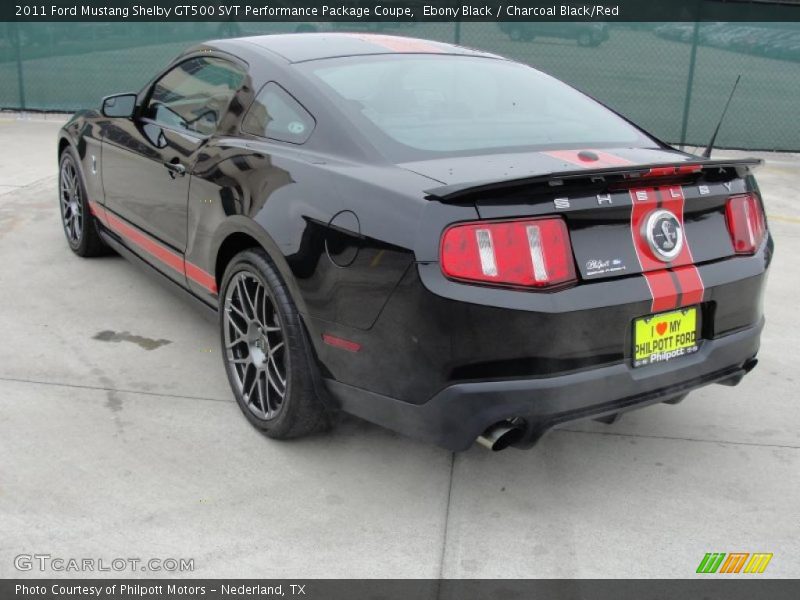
[88,200,107,225]
[89,201,217,295]
[105,210,184,274]
[185,261,218,295]
[543,149,633,169]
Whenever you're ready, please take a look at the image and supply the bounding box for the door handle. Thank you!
[164,161,186,178]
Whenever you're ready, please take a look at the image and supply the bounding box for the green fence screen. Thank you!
[2,21,799,150]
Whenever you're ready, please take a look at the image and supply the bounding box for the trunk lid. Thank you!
[411,148,763,281]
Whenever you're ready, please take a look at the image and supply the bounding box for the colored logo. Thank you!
[643,209,683,261]
[696,552,773,574]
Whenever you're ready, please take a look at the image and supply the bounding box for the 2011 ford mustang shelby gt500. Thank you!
[57,34,772,451]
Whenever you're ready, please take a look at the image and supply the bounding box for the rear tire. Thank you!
[58,148,108,257]
[219,248,330,439]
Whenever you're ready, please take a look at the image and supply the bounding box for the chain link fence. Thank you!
[2,21,799,150]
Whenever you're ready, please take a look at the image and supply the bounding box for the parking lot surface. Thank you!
[0,116,798,578]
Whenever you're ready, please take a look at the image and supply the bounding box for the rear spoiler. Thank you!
[424,158,763,203]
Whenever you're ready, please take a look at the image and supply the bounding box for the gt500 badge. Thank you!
[644,209,683,261]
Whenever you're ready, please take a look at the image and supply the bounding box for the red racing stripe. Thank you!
[673,265,704,306]
[657,185,705,307]
[645,269,679,312]
[89,201,217,295]
[629,187,678,312]
[344,33,445,53]
[630,187,665,271]
[657,185,693,267]
[543,149,633,169]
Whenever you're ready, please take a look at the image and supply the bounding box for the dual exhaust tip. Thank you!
[476,420,526,452]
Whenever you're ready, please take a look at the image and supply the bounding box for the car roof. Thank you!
[225,32,502,63]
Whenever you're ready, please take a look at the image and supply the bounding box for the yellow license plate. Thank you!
[633,307,700,367]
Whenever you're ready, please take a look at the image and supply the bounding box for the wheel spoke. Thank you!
[267,370,285,399]
[268,353,285,387]
[226,334,247,349]
[257,374,269,417]
[238,278,254,319]
[245,368,258,403]
[233,357,247,381]
[245,280,258,319]
[227,310,247,337]
[260,286,269,329]
[227,301,247,322]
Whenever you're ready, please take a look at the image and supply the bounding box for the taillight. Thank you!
[440,218,576,289]
[725,193,767,254]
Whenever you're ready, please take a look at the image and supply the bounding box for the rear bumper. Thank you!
[326,318,762,451]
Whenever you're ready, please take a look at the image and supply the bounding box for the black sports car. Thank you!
[57,33,771,451]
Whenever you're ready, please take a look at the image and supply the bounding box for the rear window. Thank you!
[300,54,658,160]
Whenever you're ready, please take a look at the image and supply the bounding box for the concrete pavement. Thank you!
[0,116,798,578]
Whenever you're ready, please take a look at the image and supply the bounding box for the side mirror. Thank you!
[101,93,137,118]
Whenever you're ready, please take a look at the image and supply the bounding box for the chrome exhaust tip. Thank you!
[476,421,525,451]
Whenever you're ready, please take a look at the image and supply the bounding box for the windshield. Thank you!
[300,54,659,161]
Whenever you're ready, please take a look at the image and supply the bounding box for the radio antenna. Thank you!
[702,75,741,158]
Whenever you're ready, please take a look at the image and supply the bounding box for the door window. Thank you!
[145,57,245,136]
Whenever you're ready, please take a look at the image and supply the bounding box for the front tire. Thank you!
[219,248,330,439]
[58,148,108,257]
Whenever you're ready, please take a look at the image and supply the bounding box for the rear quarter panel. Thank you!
[185,139,436,333]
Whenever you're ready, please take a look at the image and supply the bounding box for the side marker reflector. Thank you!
[322,334,361,353]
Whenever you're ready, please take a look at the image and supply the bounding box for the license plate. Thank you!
[633,307,700,367]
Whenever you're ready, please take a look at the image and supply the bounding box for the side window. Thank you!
[146,57,245,136]
[242,82,315,144]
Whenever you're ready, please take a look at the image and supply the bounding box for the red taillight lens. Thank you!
[440,218,576,289]
[725,193,767,254]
